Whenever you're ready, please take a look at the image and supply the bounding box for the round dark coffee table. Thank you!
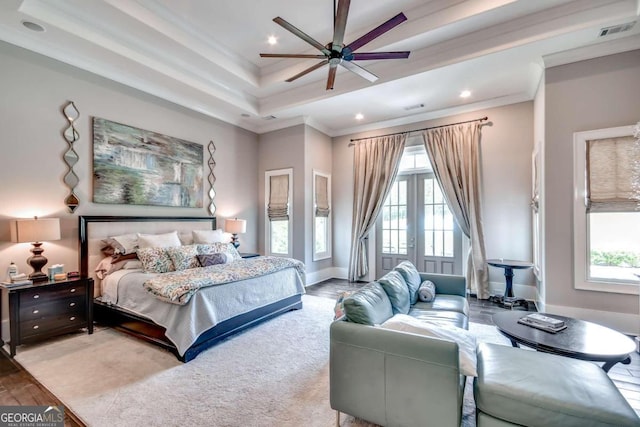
[492,311,636,372]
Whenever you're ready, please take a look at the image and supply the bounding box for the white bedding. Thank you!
[99,267,305,356]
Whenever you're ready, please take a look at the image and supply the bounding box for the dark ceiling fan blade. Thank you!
[332,0,351,49]
[351,51,410,60]
[340,60,378,82]
[326,63,338,90]
[273,17,331,55]
[285,59,329,82]
[260,53,327,59]
[344,12,407,53]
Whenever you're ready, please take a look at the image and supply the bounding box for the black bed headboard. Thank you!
[78,216,217,278]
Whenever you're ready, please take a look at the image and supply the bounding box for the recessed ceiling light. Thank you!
[460,90,471,98]
[355,113,364,120]
[22,21,45,32]
[267,36,278,45]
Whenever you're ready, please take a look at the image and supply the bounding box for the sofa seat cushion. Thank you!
[343,282,394,326]
[378,271,411,314]
[474,343,640,427]
[413,295,469,317]
[408,308,468,330]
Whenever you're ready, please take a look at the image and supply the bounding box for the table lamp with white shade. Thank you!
[10,216,61,281]
[225,218,246,249]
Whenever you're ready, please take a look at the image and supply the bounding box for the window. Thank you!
[573,126,640,294]
[381,178,408,255]
[313,171,331,261]
[423,176,455,257]
[265,168,293,257]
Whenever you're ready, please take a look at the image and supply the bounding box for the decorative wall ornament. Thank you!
[207,140,217,216]
[62,101,80,213]
[92,117,203,207]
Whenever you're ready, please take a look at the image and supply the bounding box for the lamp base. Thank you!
[27,242,49,282]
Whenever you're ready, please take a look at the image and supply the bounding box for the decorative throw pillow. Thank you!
[381,314,478,377]
[394,260,422,304]
[192,229,227,244]
[166,245,200,271]
[377,270,411,315]
[197,242,241,261]
[102,233,139,255]
[333,291,353,320]
[197,253,230,267]
[137,247,175,274]
[418,280,436,302]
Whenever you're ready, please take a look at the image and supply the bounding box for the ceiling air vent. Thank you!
[404,103,425,111]
[262,115,277,120]
[598,21,636,37]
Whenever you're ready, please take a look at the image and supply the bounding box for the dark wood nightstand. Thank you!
[239,253,260,259]
[1,277,94,357]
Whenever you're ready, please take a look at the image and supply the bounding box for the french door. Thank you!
[376,173,462,277]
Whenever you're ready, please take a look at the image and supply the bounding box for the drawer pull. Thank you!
[33,325,39,330]
[32,309,39,314]
[70,288,76,293]
[33,294,40,299]
[69,316,76,321]
[69,302,76,307]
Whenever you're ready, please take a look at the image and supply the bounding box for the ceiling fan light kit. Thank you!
[260,0,410,90]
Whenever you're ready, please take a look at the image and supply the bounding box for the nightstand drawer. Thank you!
[20,310,87,339]
[19,296,86,321]
[19,283,86,306]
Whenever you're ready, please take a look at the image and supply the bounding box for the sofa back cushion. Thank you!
[394,261,422,304]
[343,282,394,325]
[378,270,411,314]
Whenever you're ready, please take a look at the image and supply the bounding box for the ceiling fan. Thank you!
[260,0,410,90]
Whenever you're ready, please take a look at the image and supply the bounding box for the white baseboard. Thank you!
[543,303,640,336]
[488,281,537,301]
[306,267,348,286]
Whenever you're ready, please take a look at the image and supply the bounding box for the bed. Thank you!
[79,215,305,362]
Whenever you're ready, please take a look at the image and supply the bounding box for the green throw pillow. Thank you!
[343,282,394,325]
[394,260,422,304]
[378,270,410,314]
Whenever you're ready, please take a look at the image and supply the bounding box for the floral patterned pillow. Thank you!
[137,247,175,274]
[197,242,241,261]
[166,245,200,271]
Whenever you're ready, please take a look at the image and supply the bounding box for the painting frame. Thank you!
[92,117,203,208]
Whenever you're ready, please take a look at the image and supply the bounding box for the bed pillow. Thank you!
[192,229,227,244]
[197,253,231,267]
[381,314,478,377]
[166,245,200,271]
[137,231,181,249]
[137,247,175,273]
[102,233,139,255]
[197,242,242,261]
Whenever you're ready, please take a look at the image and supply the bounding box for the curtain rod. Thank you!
[348,116,489,145]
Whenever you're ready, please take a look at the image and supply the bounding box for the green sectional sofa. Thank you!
[330,261,469,427]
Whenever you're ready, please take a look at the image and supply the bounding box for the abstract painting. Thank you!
[93,118,203,207]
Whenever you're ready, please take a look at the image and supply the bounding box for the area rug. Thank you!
[13,295,509,427]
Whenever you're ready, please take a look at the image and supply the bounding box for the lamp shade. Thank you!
[10,217,61,243]
[225,218,246,234]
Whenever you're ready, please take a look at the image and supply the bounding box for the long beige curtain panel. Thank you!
[315,174,330,217]
[348,134,407,281]
[422,121,490,299]
[268,174,290,220]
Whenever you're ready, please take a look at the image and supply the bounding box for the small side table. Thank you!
[487,259,533,309]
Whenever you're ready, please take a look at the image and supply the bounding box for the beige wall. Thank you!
[0,41,260,278]
[544,49,640,329]
[332,102,536,296]
[257,124,334,279]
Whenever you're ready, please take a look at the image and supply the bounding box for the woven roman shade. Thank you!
[315,174,330,217]
[268,174,290,221]
[587,135,639,212]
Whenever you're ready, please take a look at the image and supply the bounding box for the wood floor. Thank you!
[0,278,638,424]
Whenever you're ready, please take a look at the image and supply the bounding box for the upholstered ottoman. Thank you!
[474,343,639,427]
